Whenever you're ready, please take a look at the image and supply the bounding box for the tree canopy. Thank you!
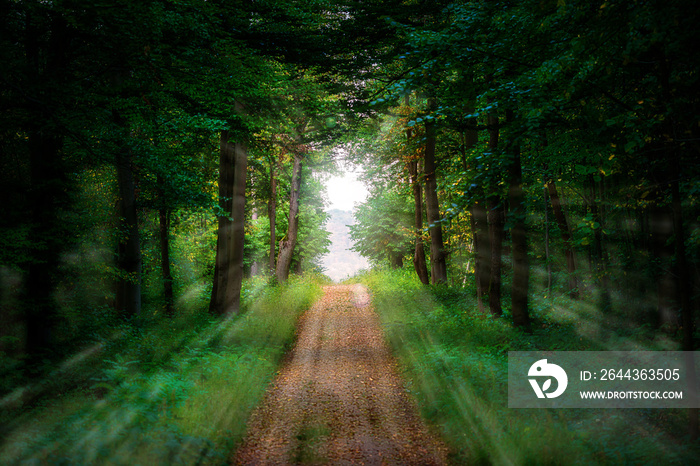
[1,0,699,457]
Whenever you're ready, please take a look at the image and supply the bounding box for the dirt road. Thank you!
[234,284,447,465]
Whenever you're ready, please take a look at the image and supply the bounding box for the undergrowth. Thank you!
[359,268,699,465]
[0,274,323,465]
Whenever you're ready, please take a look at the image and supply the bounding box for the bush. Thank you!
[362,268,699,465]
[0,275,323,464]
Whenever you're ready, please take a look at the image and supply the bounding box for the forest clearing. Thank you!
[2,0,700,464]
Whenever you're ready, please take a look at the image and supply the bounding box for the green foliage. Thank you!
[0,0,349,358]
[349,188,414,267]
[1,0,699,462]
[0,275,323,464]
[361,268,700,464]
[245,163,332,275]
[295,173,332,272]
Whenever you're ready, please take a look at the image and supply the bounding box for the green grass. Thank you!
[359,268,699,465]
[0,274,323,465]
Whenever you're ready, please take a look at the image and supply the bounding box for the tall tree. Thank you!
[276,150,303,282]
[18,4,73,354]
[113,119,142,318]
[24,126,66,356]
[158,197,174,317]
[546,179,578,299]
[470,200,490,312]
[423,97,448,284]
[487,199,505,316]
[268,158,279,274]
[210,126,248,316]
[408,156,430,284]
[486,98,504,316]
[506,111,531,330]
[405,95,430,285]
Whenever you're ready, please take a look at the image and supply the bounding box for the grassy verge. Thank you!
[0,275,323,465]
[359,268,699,465]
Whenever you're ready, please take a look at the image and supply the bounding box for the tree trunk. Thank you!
[546,180,578,298]
[657,47,696,437]
[470,201,490,312]
[276,152,303,283]
[390,252,404,269]
[650,198,678,330]
[486,98,503,316]
[22,9,71,358]
[461,71,479,152]
[506,110,531,331]
[488,198,504,316]
[405,94,429,285]
[408,159,429,285]
[250,209,262,276]
[115,133,142,318]
[460,88,481,298]
[210,128,248,316]
[293,257,303,275]
[592,177,611,309]
[106,41,142,319]
[159,204,174,317]
[268,159,278,274]
[409,159,429,284]
[544,187,553,294]
[423,97,447,284]
[24,130,64,357]
[671,168,698,439]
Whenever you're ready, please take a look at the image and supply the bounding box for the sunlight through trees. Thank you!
[1,0,699,462]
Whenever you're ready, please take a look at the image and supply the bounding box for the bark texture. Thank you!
[546,180,578,299]
[405,95,429,285]
[588,176,611,310]
[673,172,698,439]
[486,103,503,316]
[408,158,429,285]
[25,130,64,356]
[115,134,142,318]
[487,198,504,316]
[159,205,174,317]
[423,98,447,284]
[22,10,71,357]
[506,111,531,330]
[276,152,302,283]
[210,129,248,316]
[650,201,678,329]
[268,159,278,274]
[250,209,262,276]
[470,201,490,313]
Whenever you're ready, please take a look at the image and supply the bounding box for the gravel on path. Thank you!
[233,284,448,465]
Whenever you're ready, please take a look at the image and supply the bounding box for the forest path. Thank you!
[233,284,447,465]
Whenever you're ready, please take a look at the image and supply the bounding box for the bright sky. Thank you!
[322,170,370,281]
[325,171,368,211]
